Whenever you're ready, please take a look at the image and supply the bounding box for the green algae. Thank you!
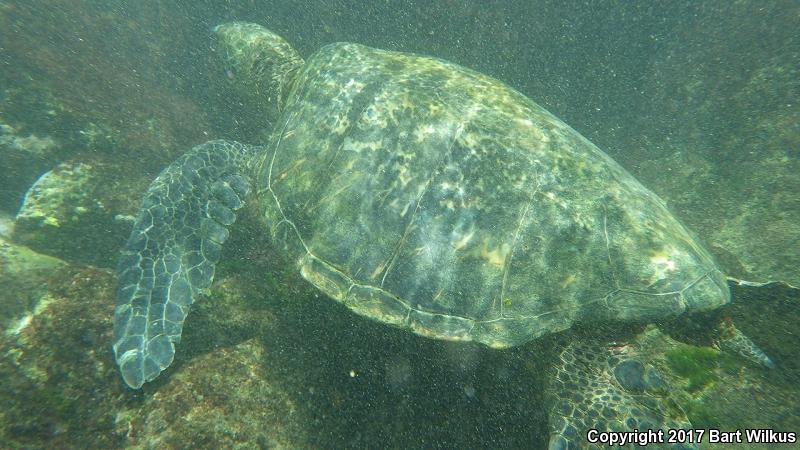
[665,344,721,392]
[684,402,722,430]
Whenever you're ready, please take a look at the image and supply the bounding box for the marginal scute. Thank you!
[298,253,350,301]
[407,309,473,342]
[345,284,409,327]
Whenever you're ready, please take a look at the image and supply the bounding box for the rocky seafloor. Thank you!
[2,233,798,448]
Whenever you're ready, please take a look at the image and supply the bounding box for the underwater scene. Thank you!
[1,1,798,448]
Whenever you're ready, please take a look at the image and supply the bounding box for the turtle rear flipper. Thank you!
[714,318,775,369]
[112,140,257,389]
[546,341,695,450]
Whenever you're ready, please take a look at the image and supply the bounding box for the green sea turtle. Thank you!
[112,22,775,448]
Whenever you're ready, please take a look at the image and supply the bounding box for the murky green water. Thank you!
[1,1,797,448]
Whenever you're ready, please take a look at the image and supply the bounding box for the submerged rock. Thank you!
[13,161,134,268]
[0,265,126,448]
[15,162,95,229]
[0,244,310,448]
[0,120,60,213]
[0,236,66,333]
[0,250,796,448]
[640,37,800,289]
[124,339,309,449]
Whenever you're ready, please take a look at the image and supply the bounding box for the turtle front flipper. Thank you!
[546,340,695,450]
[112,140,257,389]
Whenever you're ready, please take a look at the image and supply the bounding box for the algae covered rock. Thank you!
[121,339,309,450]
[636,19,800,289]
[13,160,135,267]
[0,265,127,448]
[15,162,95,228]
[0,120,60,213]
[0,236,66,333]
[0,237,310,448]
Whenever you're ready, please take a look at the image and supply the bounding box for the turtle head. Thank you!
[213,22,305,119]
